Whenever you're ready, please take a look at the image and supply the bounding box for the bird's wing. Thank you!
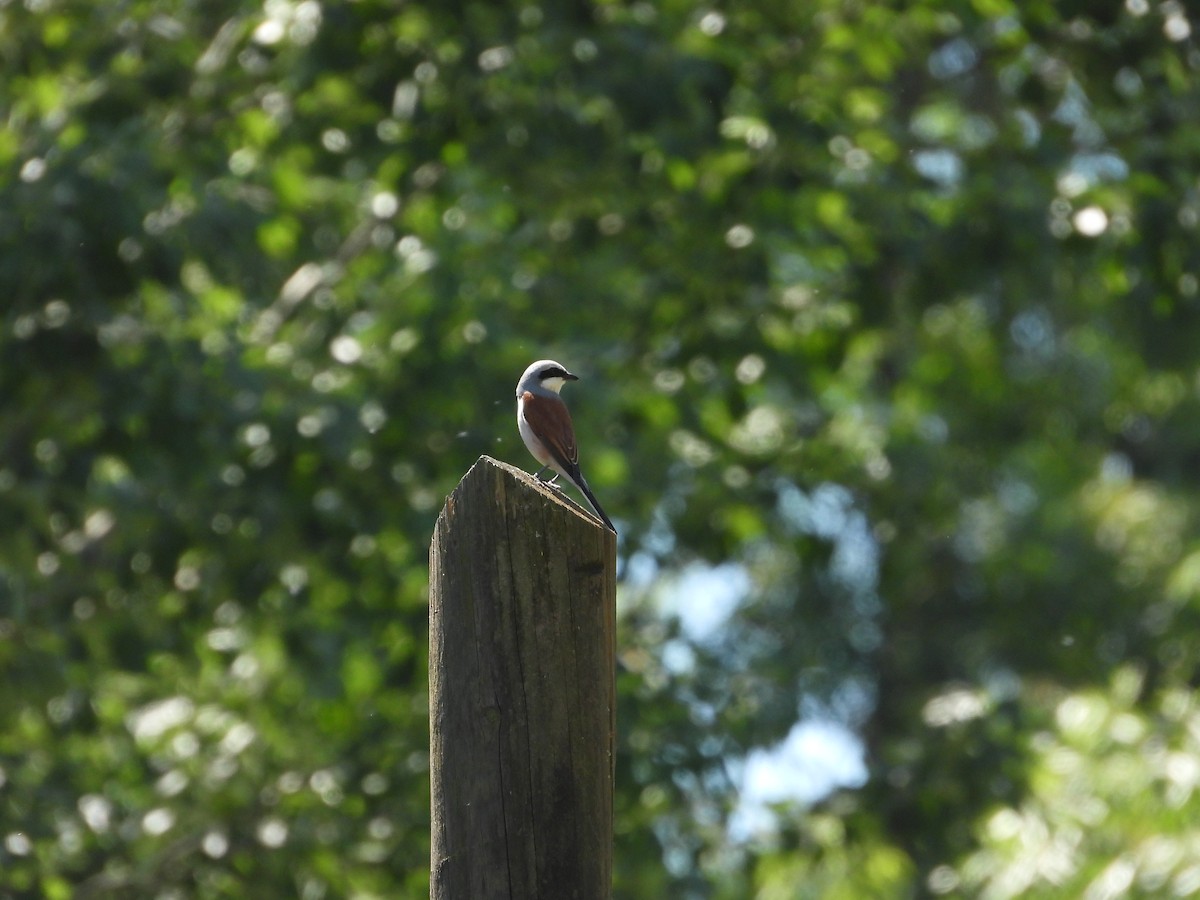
[521,391,579,469]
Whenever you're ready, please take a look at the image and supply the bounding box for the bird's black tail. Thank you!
[574,472,616,534]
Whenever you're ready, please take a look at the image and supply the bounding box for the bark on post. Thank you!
[429,455,616,900]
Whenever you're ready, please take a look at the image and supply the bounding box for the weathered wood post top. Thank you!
[429,455,617,900]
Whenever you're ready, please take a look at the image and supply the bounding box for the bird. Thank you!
[516,359,616,533]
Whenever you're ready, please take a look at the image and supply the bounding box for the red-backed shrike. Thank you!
[516,359,616,533]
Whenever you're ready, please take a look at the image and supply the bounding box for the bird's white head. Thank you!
[516,359,579,397]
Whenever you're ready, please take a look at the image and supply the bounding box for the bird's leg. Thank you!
[533,465,563,486]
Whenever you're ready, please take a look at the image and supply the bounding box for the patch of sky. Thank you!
[729,719,868,840]
[628,480,883,831]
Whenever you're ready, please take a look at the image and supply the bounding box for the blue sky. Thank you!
[648,549,871,839]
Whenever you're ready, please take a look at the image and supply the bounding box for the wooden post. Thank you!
[429,455,616,900]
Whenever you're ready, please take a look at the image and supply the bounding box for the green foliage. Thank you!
[2,0,1199,896]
